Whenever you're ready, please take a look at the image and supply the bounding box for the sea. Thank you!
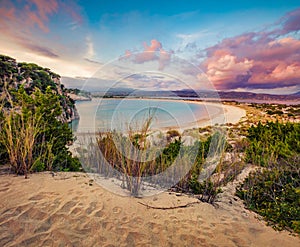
[71,98,224,133]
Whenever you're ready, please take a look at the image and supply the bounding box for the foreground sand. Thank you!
[0,172,299,246]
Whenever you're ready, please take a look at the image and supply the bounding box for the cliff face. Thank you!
[0,54,79,123]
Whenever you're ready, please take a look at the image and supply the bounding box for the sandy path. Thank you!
[0,172,299,247]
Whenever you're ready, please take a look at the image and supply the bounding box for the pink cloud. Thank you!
[61,1,83,25]
[159,48,172,70]
[124,50,132,57]
[24,6,50,32]
[203,52,253,89]
[200,8,300,90]
[135,39,162,63]
[0,0,59,33]
[145,39,162,51]
[28,0,58,32]
[0,4,15,22]
[124,39,173,70]
[249,61,300,85]
[280,8,300,34]
[30,0,59,19]
[0,0,83,58]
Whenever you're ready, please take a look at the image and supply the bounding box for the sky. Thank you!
[0,0,300,94]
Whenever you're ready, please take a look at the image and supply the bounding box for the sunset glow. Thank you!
[0,0,299,94]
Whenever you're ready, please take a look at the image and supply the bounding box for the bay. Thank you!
[71,98,223,133]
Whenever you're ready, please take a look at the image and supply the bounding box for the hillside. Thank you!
[91,88,300,104]
[0,54,79,123]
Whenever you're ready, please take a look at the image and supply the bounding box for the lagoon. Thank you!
[71,98,224,133]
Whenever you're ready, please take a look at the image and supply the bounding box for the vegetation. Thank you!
[166,129,180,142]
[2,54,299,234]
[0,54,76,123]
[237,122,300,234]
[245,121,300,166]
[0,55,81,177]
[64,88,91,99]
[0,85,81,177]
[78,119,230,200]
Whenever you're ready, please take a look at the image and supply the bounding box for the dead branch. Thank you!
[137,201,200,210]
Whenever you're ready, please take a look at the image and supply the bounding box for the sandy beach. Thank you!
[153,99,247,131]
[1,1,299,245]
[186,101,247,129]
[0,171,299,246]
[74,98,247,133]
[1,103,298,247]
[136,98,247,127]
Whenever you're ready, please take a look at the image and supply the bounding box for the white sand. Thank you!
[188,101,246,129]
[150,99,247,131]
[0,172,299,246]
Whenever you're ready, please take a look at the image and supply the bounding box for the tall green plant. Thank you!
[0,85,81,177]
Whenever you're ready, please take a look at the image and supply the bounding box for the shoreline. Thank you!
[74,98,246,134]
[1,102,299,246]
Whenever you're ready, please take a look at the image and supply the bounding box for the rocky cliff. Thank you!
[0,54,79,123]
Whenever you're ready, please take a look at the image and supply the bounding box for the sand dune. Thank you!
[0,171,299,246]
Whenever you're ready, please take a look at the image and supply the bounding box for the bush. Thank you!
[166,129,180,141]
[237,121,300,234]
[0,86,81,177]
[236,157,300,234]
[246,121,300,166]
[93,128,228,201]
[188,177,222,203]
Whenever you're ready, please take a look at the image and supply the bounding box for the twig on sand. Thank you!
[138,201,200,210]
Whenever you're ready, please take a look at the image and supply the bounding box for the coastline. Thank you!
[174,99,246,131]
[1,101,299,246]
[74,98,247,133]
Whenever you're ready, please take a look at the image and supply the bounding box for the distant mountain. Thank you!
[171,89,297,99]
[221,91,297,100]
[0,54,79,122]
[93,88,300,104]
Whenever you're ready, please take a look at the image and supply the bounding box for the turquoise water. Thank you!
[71,98,222,133]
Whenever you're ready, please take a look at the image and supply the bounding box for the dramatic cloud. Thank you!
[0,0,94,78]
[280,8,300,34]
[135,40,162,63]
[203,52,253,89]
[200,8,300,91]
[25,0,58,32]
[123,39,173,70]
[0,0,58,33]
[0,0,83,58]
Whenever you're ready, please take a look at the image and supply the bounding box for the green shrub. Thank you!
[189,177,222,203]
[166,129,180,141]
[238,121,300,234]
[246,121,300,166]
[0,86,81,176]
[31,160,45,172]
[96,128,228,199]
[236,157,300,234]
